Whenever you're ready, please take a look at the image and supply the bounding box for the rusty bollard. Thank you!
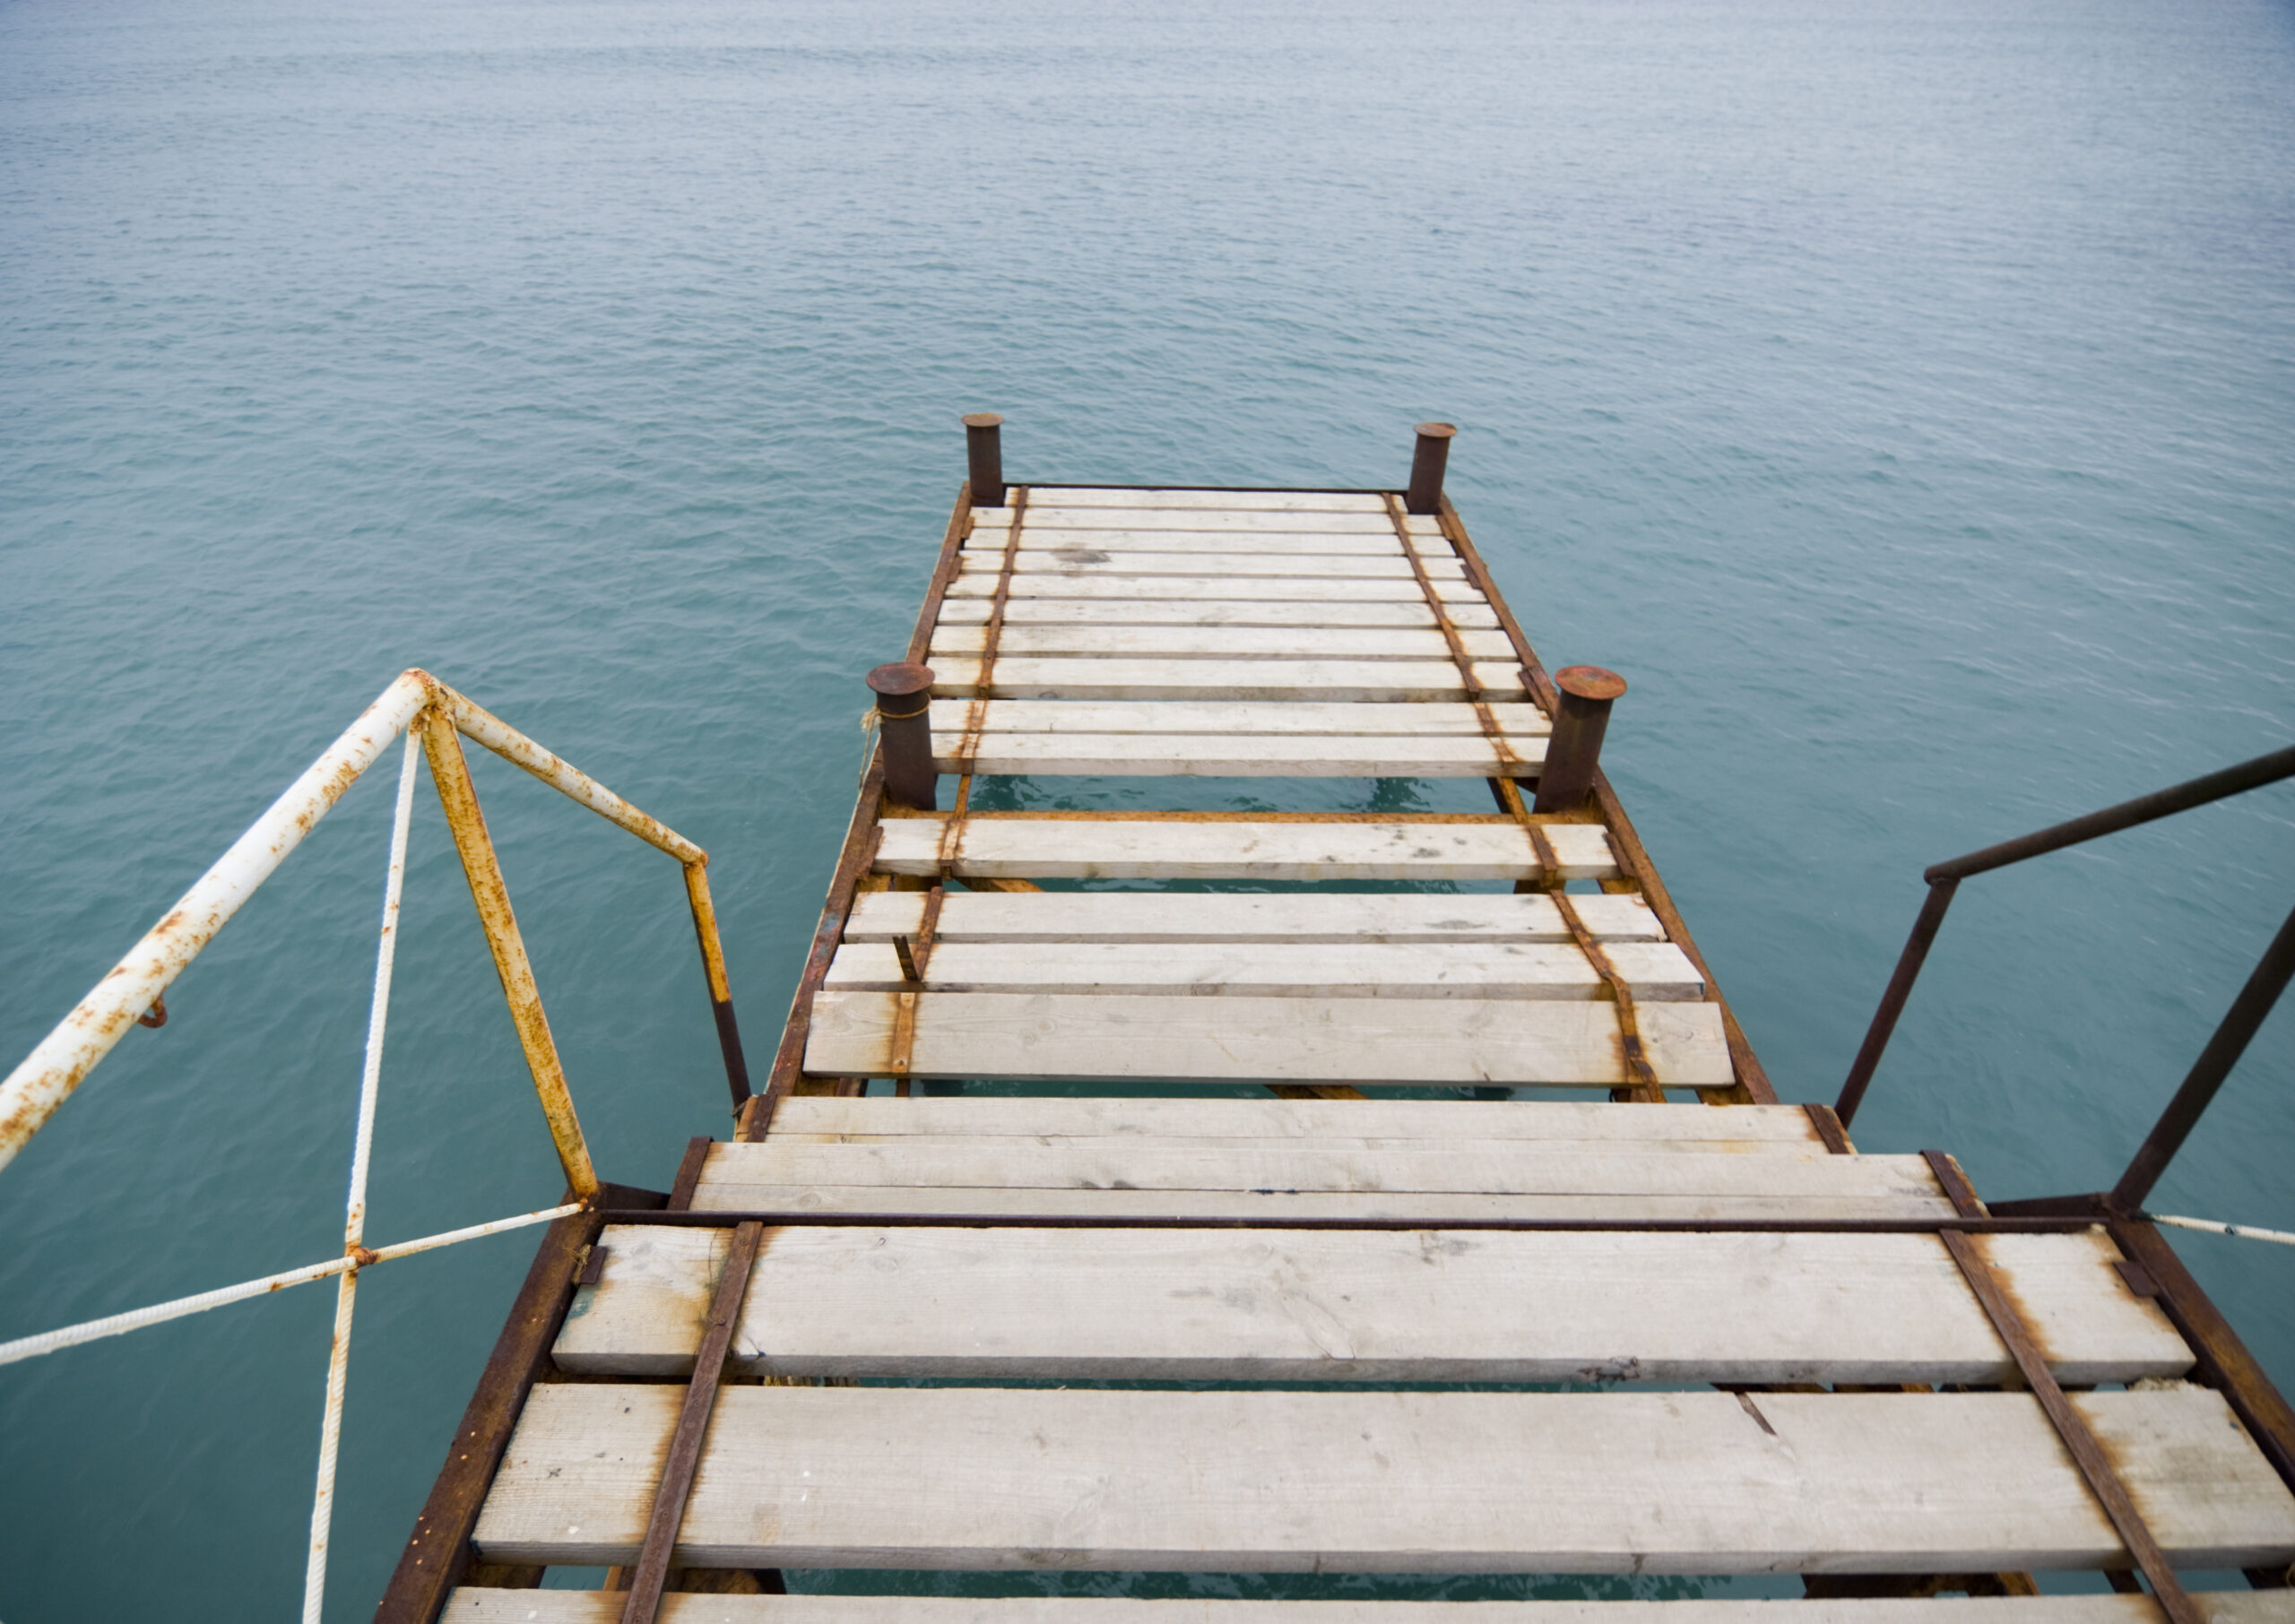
[868,662,938,811]
[1532,666,1627,814]
[1405,421,1456,514]
[963,411,1006,508]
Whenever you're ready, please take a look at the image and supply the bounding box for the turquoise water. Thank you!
[4,0,2292,1615]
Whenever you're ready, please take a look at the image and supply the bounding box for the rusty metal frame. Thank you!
[1939,1225,2202,1624]
[374,1179,666,1624]
[1434,495,1777,1104]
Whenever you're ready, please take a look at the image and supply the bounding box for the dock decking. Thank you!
[395,456,2295,1624]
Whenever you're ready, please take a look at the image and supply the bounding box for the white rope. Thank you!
[857,704,883,789]
[0,1202,582,1369]
[2147,1213,2295,1248]
[302,727,420,1624]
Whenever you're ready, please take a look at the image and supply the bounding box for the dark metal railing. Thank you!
[1833,745,2295,1214]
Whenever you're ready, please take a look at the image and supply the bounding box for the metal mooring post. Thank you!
[963,412,1006,507]
[1405,421,1456,515]
[1532,666,1627,814]
[868,662,939,811]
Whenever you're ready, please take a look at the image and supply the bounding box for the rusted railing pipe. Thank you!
[419,710,600,1198]
[1836,741,2295,1130]
[682,861,751,1112]
[441,688,704,864]
[301,727,420,1624]
[0,670,435,1176]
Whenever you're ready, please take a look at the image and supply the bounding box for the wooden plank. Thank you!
[471,1384,2295,1570]
[923,659,1528,702]
[799,990,1729,1085]
[936,598,1504,628]
[698,1140,1940,1198]
[844,889,1656,944]
[944,574,1487,603]
[955,552,1467,581]
[446,1590,2295,1624]
[823,939,1701,998]
[553,1226,2192,1385]
[929,733,1545,777]
[762,1096,1802,1141]
[985,507,1435,533]
[920,699,1551,736]
[1024,488,1393,511]
[929,625,1515,661]
[987,528,1415,555]
[688,1186,1958,1222]
[873,816,1616,881]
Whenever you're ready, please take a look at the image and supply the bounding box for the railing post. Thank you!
[680,861,751,1115]
[1834,877,1961,1130]
[963,412,1006,508]
[1531,665,1626,814]
[1405,421,1456,515]
[418,709,601,1198]
[868,662,939,811]
[2109,897,2295,1212]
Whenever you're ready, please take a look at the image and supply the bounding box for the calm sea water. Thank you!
[3,0,2291,1616]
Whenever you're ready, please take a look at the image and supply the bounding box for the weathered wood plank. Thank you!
[921,699,1550,736]
[983,507,1436,534]
[943,574,1486,603]
[929,625,1515,661]
[445,1592,2295,1624]
[872,816,1616,880]
[985,528,1414,555]
[929,733,1544,777]
[471,1384,2295,1570]
[762,1097,1797,1141]
[845,891,1656,945]
[936,598,1504,628]
[925,658,1529,702]
[688,1186,1957,1221]
[956,551,1467,581]
[823,939,1700,998]
[698,1140,1937,1198]
[799,990,1728,1085]
[552,1226,2192,1385]
[1024,488,1394,511]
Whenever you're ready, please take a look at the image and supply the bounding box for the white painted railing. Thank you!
[0,669,746,1620]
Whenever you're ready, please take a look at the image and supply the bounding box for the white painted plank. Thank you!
[688,1186,1955,1221]
[929,625,1513,661]
[844,890,1653,944]
[930,733,1543,777]
[824,939,1698,998]
[1023,488,1392,512]
[472,1384,2295,1569]
[956,551,1467,581]
[987,507,1434,534]
[921,699,1550,736]
[553,1226,2191,1386]
[446,1590,2295,1624]
[701,1140,1934,1198]
[924,659,1528,701]
[944,574,1487,603]
[763,1096,1788,1143]
[872,816,1616,880]
[978,527,1416,555]
[800,990,1729,1085]
[936,598,1505,629]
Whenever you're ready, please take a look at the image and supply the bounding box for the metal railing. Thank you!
[1833,742,2295,1215]
[0,668,749,1620]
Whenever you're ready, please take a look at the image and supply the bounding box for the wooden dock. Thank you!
[386,440,2295,1624]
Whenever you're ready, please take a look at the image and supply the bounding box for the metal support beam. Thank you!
[419,709,600,1198]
